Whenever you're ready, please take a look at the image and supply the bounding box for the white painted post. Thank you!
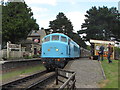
[66,72,69,77]
[7,42,9,58]
[32,44,34,56]
[0,45,1,60]
[19,44,22,58]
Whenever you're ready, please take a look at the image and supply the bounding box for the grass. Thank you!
[1,65,46,81]
[99,59,119,89]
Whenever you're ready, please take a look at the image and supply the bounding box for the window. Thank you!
[44,36,50,42]
[52,35,59,41]
[61,36,67,42]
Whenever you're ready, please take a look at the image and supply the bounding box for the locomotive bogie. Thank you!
[42,58,66,70]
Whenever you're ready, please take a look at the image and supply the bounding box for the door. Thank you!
[68,39,71,57]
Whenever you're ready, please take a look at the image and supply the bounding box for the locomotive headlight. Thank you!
[48,49,50,51]
[57,59,60,61]
[56,49,59,51]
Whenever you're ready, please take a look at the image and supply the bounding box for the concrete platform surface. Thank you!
[66,58,104,88]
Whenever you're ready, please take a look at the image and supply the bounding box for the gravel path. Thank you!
[65,58,104,88]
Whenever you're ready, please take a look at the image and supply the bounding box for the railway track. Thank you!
[2,70,56,90]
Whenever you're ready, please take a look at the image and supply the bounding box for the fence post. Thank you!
[56,68,58,85]
[7,42,9,59]
[19,44,22,58]
[67,83,69,89]
[72,74,75,89]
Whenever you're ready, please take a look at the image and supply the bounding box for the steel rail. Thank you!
[26,72,56,89]
[2,70,47,89]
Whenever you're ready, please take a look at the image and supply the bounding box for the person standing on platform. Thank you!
[107,43,113,63]
[98,45,104,61]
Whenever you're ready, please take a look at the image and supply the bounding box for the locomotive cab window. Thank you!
[44,36,50,42]
[52,35,59,41]
[61,36,67,42]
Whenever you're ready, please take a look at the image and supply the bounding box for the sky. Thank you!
[4,0,119,32]
[2,0,119,46]
[23,0,119,32]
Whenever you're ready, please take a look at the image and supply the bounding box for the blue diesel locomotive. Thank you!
[41,33,80,70]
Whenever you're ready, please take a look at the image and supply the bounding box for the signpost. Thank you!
[7,42,21,58]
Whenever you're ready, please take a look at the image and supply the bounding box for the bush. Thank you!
[114,47,120,60]
[115,47,120,53]
[32,55,40,58]
[24,56,32,59]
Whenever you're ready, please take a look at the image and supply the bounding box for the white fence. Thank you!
[0,42,23,60]
[0,49,23,60]
[7,42,22,58]
[0,49,7,59]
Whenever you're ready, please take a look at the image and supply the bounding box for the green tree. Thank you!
[49,12,73,35]
[2,1,39,45]
[69,32,87,48]
[110,8,120,41]
[78,6,119,41]
[49,12,87,48]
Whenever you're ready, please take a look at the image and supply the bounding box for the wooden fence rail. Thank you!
[56,68,76,90]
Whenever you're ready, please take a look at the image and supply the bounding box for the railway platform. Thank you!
[64,58,104,88]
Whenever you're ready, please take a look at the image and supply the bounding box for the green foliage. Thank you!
[23,54,40,59]
[49,12,87,48]
[86,45,91,50]
[23,55,32,59]
[32,54,40,58]
[115,47,120,54]
[49,12,73,34]
[68,32,87,48]
[79,6,120,41]
[2,1,39,45]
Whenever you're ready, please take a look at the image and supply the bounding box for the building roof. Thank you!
[28,30,46,37]
[90,39,115,45]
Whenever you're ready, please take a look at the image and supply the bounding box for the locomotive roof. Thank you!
[43,33,79,47]
[44,33,68,38]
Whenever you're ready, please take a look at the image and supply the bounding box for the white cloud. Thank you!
[25,0,57,6]
[31,7,48,14]
[38,19,51,29]
[66,11,86,32]
[36,17,56,29]
[67,0,76,4]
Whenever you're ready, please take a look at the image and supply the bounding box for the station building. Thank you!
[20,29,46,57]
